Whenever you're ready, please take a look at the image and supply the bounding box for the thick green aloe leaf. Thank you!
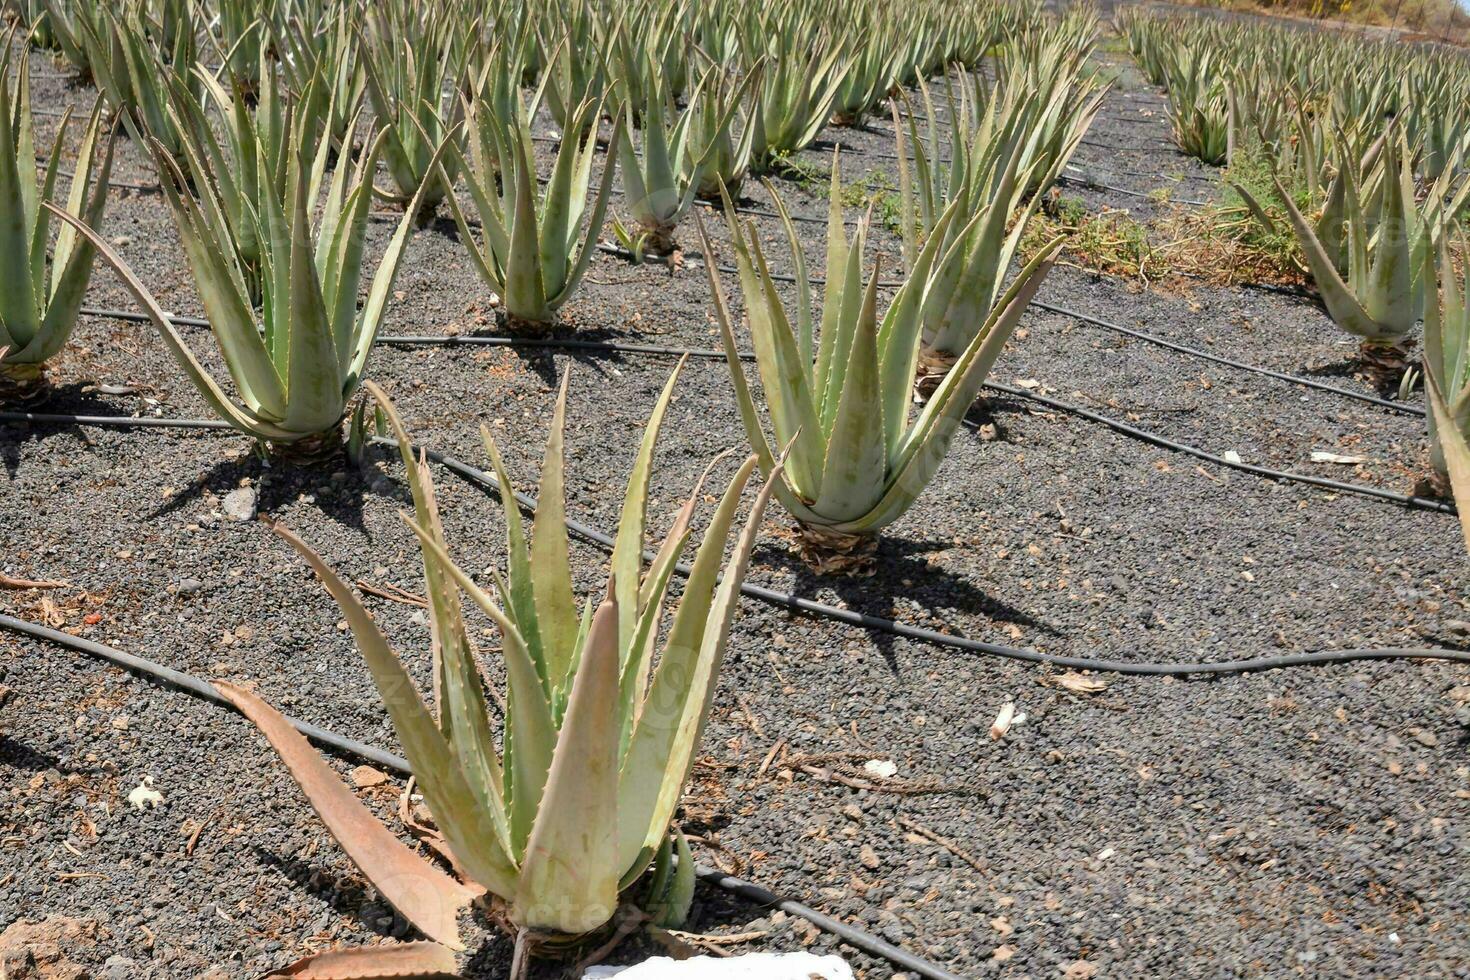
[513,599,622,933]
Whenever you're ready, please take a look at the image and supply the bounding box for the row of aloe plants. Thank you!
[0,2,1117,977]
[0,0,1082,436]
[1116,7,1470,379]
[1111,6,1470,526]
[7,5,1470,979]
[1118,8,1470,178]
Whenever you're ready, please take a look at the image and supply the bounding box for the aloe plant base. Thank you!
[407,196,443,229]
[0,361,51,406]
[1414,469,1453,501]
[499,310,561,336]
[1358,340,1415,393]
[696,178,742,203]
[266,427,345,465]
[639,224,680,257]
[795,524,879,576]
[914,345,960,399]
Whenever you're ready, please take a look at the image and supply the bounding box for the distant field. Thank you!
[1165,0,1470,43]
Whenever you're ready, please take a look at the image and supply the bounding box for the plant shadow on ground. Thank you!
[0,734,63,773]
[144,448,378,535]
[468,330,636,390]
[1299,356,1367,382]
[752,532,1052,674]
[0,384,147,478]
[254,846,426,943]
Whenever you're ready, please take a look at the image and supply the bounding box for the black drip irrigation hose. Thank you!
[62,306,1447,514]
[0,614,961,980]
[81,304,208,329]
[0,408,231,429]
[1068,162,1217,185]
[585,247,1414,419]
[80,288,1422,419]
[692,197,831,227]
[594,242,909,289]
[376,333,730,360]
[34,155,163,194]
[1079,137,1161,153]
[694,869,964,980]
[1030,299,1424,417]
[0,614,408,773]
[400,437,1466,670]
[1056,171,1210,208]
[1,404,1464,674]
[984,380,1454,515]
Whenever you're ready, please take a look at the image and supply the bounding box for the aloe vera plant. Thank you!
[38,0,105,79]
[273,2,365,154]
[49,129,450,457]
[605,4,689,121]
[208,0,267,93]
[743,14,846,171]
[5,0,52,49]
[830,22,900,127]
[1233,128,1458,372]
[1162,43,1229,166]
[537,8,608,136]
[174,53,334,302]
[681,60,759,201]
[0,35,113,404]
[613,62,728,256]
[701,159,1062,571]
[214,371,776,974]
[359,0,470,221]
[82,0,201,162]
[1422,232,1470,550]
[442,96,621,331]
[894,69,1084,362]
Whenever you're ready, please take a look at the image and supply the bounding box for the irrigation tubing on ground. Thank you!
[1,408,1463,676]
[1079,137,1160,153]
[1029,299,1424,416]
[1055,172,1210,207]
[375,333,731,360]
[0,613,408,773]
[983,381,1454,515]
[594,242,910,288]
[0,409,231,429]
[61,306,1448,513]
[563,248,1416,419]
[691,868,967,980]
[78,290,1422,419]
[1067,162,1217,185]
[0,614,962,980]
[81,304,209,329]
[393,437,1468,675]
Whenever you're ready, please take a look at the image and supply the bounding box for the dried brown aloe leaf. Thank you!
[215,681,475,950]
[265,941,460,978]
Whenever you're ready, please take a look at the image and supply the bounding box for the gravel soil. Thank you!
[3,35,1469,980]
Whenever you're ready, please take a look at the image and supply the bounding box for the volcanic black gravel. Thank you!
[3,30,1469,980]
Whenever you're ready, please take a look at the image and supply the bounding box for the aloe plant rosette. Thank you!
[1422,232,1470,552]
[701,158,1061,572]
[443,96,621,332]
[210,370,778,974]
[1233,127,1461,381]
[48,130,451,459]
[0,34,114,404]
